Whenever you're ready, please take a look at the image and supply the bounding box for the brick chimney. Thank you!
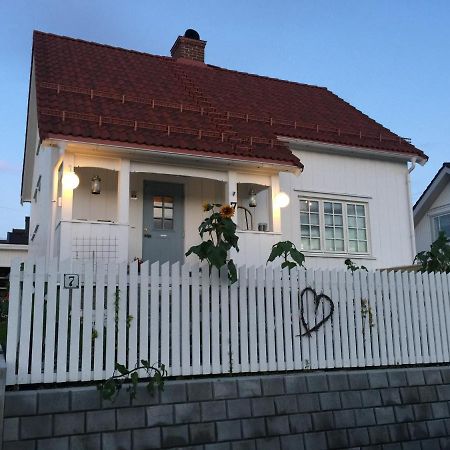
[171,29,206,63]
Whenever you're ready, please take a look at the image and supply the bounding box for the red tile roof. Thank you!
[32,31,427,168]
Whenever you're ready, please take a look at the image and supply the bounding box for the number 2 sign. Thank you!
[64,274,80,289]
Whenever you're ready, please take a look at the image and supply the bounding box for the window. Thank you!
[347,203,368,253]
[153,196,174,230]
[324,201,344,251]
[299,198,369,254]
[300,200,320,250]
[433,213,450,239]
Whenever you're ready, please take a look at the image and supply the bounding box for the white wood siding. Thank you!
[280,149,414,269]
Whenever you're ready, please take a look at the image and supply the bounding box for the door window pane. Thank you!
[153,196,174,230]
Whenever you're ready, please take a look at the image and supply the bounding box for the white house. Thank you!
[21,30,427,270]
[414,163,450,253]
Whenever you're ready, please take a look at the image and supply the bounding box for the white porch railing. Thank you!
[5,259,450,385]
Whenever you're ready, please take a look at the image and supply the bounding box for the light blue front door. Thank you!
[142,181,184,264]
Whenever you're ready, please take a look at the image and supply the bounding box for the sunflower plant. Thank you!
[186,203,239,283]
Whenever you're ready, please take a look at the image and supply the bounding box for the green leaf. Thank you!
[227,260,238,284]
[281,261,296,270]
[115,363,129,376]
[267,243,285,262]
[290,248,305,267]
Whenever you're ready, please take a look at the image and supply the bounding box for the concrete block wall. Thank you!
[3,366,450,449]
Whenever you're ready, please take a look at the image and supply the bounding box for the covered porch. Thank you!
[52,144,294,266]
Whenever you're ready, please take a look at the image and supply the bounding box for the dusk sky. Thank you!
[1,0,449,238]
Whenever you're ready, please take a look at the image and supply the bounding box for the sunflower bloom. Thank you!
[220,204,234,218]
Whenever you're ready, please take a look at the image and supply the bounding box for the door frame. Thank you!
[142,180,185,264]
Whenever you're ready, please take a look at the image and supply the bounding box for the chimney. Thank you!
[171,29,206,63]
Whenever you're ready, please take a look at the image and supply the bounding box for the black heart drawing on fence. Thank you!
[299,287,335,337]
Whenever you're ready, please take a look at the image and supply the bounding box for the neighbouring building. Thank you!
[0,217,29,296]
[414,163,450,253]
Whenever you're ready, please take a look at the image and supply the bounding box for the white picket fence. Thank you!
[5,258,450,385]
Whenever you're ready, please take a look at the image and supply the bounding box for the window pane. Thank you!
[300,200,308,212]
[301,225,311,236]
[300,213,309,223]
[434,217,440,237]
[300,239,310,251]
[347,204,356,216]
[349,240,357,252]
[164,219,173,230]
[437,214,450,238]
[356,205,365,216]
[324,202,332,214]
[311,226,320,238]
[163,196,173,207]
[325,227,334,239]
[335,215,343,226]
[154,207,163,219]
[309,201,319,213]
[358,229,367,240]
[310,214,319,225]
[357,217,366,228]
[154,196,163,207]
[348,216,357,227]
[325,239,334,251]
[336,240,344,251]
[334,203,342,214]
[311,238,321,250]
[358,241,368,253]
[153,218,163,229]
[325,214,333,226]
[335,227,344,239]
[348,228,357,239]
[165,208,173,219]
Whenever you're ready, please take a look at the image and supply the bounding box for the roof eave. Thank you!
[279,136,427,165]
[45,135,303,175]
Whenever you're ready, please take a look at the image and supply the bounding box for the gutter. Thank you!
[407,158,418,262]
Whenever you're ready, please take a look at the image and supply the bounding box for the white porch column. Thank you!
[271,174,281,233]
[117,159,130,224]
[226,170,238,221]
[61,153,75,222]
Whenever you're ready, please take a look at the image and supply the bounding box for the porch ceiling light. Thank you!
[91,176,101,195]
[249,189,257,208]
[274,191,290,208]
[62,170,80,190]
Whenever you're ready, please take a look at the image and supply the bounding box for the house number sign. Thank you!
[64,274,80,289]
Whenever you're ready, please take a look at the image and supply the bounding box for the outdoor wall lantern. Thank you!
[91,176,101,195]
[130,191,138,200]
[248,189,257,207]
[274,191,290,208]
[62,169,80,190]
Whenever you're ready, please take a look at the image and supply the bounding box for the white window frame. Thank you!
[431,209,450,241]
[299,196,371,256]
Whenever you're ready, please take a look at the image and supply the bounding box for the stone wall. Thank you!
[3,366,450,449]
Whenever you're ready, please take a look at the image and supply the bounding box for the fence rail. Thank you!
[5,258,450,385]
